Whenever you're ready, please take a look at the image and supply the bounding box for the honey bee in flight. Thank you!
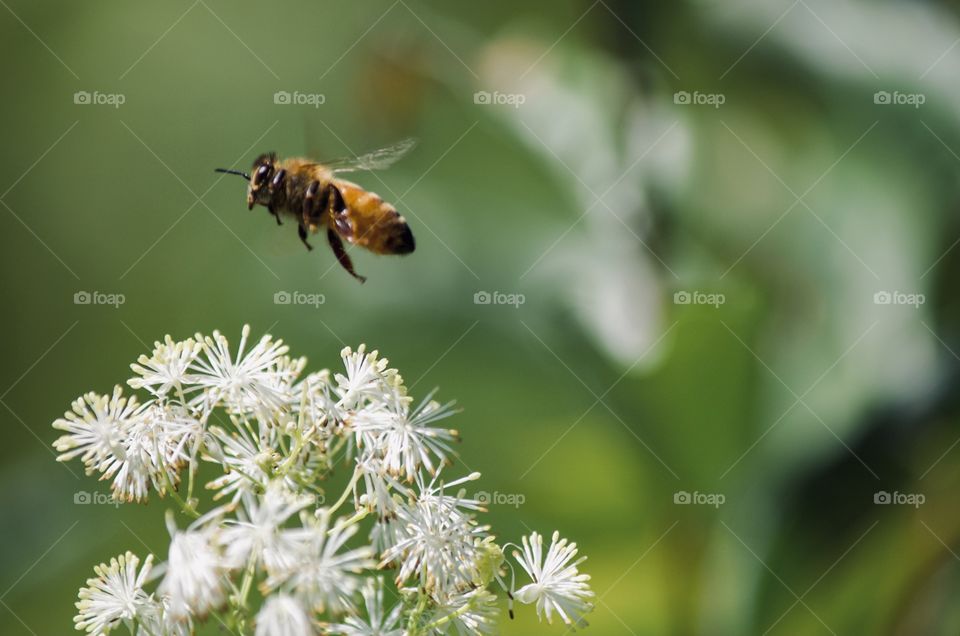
[215,139,416,283]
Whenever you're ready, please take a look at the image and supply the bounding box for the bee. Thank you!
[215,139,416,283]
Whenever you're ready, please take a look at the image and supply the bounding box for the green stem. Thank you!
[406,591,430,636]
[185,432,204,506]
[275,380,311,476]
[277,429,305,476]
[232,552,258,631]
[327,433,348,463]
[331,508,370,533]
[160,468,199,518]
[423,600,475,631]
[326,467,362,516]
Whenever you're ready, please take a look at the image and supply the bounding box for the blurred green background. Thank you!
[4,0,960,634]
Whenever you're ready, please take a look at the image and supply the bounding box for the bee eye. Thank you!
[253,164,271,186]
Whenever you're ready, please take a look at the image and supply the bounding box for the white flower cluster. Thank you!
[53,327,594,635]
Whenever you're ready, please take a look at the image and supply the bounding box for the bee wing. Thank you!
[328,138,417,173]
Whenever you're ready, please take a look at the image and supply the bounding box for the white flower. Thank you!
[369,517,406,556]
[291,370,343,433]
[266,513,375,615]
[128,336,201,398]
[97,402,189,502]
[381,473,487,595]
[268,354,308,402]
[74,551,154,635]
[427,588,499,635]
[205,424,277,502]
[55,330,597,635]
[130,402,202,470]
[255,594,313,636]
[147,402,205,466]
[98,446,155,503]
[53,387,136,472]
[356,392,459,481]
[191,325,292,414]
[135,597,192,636]
[512,531,594,626]
[415,472,485,517]
[353,456,409,519]
[158,521,229,621]
[334,345,396,410]
[220,481,313,572]
[326,577,403,636]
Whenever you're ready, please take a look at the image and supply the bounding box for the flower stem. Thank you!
[422,600,474,631]
[232,552,258,631]
[326,466,362,516]
[406,591,430,636]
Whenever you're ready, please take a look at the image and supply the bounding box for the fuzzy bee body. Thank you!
[216,139,416,283]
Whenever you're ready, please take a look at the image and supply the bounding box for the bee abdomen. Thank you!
[388,216,415,254]
[363,197,415,254]
[335,180,416,255]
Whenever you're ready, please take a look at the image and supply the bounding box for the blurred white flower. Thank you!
[135,598,192,636]
[255,594,313,636]
[327,577,403,636]
[267,514,375,615]
[75,551,154,635]
[369,517,406,556]
[221,481,312,572]
[159,521,228,621]
[512,531,594,626]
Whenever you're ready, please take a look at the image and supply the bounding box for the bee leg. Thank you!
[270,168,287,192]
[328,184,346,214]
[327,184,354,236]
[268,206,282,225]
[298,223,313,251]
[303,181,320,223]
[327,227,366,283]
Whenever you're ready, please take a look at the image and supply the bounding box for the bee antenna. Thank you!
[214,168,251,180]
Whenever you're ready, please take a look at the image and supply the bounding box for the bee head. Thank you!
[247,152,278,209]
